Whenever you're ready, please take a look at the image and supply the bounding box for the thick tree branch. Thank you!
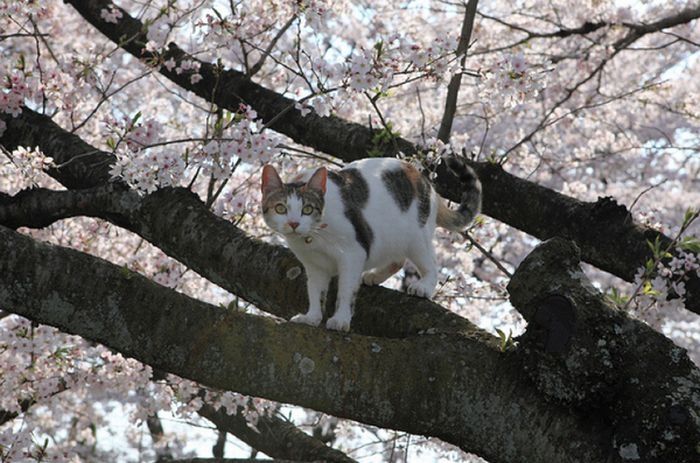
[1,110,698,321]
[616,5,700,50]
[508,238,700,462]
[0,109,111,189]
[59,1,700,314]
[0,181,479,338]
[0,226,613,463]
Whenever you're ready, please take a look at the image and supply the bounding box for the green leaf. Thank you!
[120,265,134,280]
[683,208,698,228]
[679,236,700,253]
[646,236,663,258]
[645,258,655,273]
[606,287,629,307]
[495,328,513,352]
[373,40,384,59]
[53,346,71,359]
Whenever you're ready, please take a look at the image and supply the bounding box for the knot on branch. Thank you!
[509,238,621,408]
[508,237,581,315]
[591,196,630,222]
[509,238,700,461]
[531,295,576,353]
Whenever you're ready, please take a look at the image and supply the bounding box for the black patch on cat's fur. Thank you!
[382,167,432,226]
[417,175,431,226]
[329,168,373,255]
[446,156,482,222]
[382,169,413,211]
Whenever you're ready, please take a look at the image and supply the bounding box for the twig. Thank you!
[437,0,479,143]
[247,14,297,77]
[461,231,513,278]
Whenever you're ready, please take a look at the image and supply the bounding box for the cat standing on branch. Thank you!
[261,157,482,331]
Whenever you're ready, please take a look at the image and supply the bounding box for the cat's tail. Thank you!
[436,157,482,232]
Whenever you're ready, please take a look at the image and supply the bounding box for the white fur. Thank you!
[266,158,441,332]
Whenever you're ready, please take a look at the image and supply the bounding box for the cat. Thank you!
[261,157,482,332]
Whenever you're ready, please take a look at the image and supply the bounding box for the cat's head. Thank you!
[261,164,327,237]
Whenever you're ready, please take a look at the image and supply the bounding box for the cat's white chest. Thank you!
[285,233,341,275]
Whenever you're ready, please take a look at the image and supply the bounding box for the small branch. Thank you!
[247,15,297,77]
[437,0,479,143]
[212,427,227,459]
[166,459,324,463]
[148,413,173,461]
[198,404,357,463]
[461,231,513,278]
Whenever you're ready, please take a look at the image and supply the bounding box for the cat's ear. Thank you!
[305,167,327,194]
[261,164,284,198]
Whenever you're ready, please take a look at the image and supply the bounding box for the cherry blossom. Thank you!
[1,0,699,461]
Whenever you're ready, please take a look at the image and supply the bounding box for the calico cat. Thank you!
[261,157,481,332]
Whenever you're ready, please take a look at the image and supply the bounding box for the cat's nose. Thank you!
[288,221,300,230]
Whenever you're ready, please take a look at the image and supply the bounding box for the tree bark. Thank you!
[0,225,616,463]
[3,223,700,461]
[508,238,700,462]
[16,1,700,314]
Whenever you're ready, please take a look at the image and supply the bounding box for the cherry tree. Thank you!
[1,0,700,462]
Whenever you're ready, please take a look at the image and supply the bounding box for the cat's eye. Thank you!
[302,205,314,215]
[274,204,287,214]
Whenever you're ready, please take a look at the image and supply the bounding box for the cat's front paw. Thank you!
[406,281,435,299]
[361,270,382,286]
[290,312,323,326]
[325,314,352,332]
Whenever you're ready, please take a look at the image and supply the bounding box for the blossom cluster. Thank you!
[105,114,185,194]
[293,33,461,118]
[190,104,280,179]
[632,248,700,313]
[481,52,546,108]
[0,60,75,137]
[0,317,150,461]
[99,5,122,24]
[1,70,33,118]
[165,375,272,429]
[106,105,280,194]
[6,146,55,187]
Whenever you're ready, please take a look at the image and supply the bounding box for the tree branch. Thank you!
[0,225,613,463]
[507,238,700,462]
[166,459,323,463]
[0,181,477,337]
[59,1,700,315]
[198,404,357,463]
[437,0,478,143]
[2,107,699,324]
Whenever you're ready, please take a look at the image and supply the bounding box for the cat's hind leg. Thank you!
[290,263,330,327]
[362,260,404,286]
[406,238,438,299]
